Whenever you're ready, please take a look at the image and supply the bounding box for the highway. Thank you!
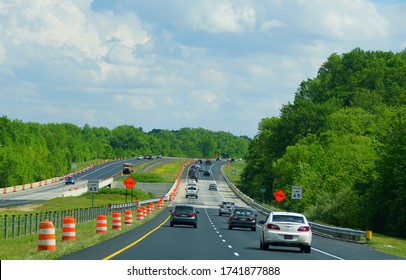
[0,158,172,207]
[57,160,403,260]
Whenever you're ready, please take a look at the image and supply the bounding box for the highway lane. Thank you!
[58,160,403,260]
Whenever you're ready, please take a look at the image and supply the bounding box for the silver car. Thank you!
[219,201,236,216]
[209,183,218,191]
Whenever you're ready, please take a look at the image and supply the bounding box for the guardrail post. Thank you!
[4,215,8,239]
[24,214,28,236]
[12,215,15,238]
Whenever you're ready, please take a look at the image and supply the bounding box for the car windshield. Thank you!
[233,209,253,216]
[272,215,304,223]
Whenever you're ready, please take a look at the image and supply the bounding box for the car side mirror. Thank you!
[258,220,265,225]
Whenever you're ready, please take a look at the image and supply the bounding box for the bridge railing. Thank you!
[222,170,366,243]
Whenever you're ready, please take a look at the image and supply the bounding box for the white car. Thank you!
[185,186,199,199]
[259,212,312,253]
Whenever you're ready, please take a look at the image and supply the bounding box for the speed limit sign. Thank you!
[88,180,99,193]
[291,186,302,199]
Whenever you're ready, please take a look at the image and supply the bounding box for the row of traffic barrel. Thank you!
[168,181,181,201]
[167,161,189,201]
[38,198,165,251]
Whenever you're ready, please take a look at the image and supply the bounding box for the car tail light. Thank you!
[250,215,256,221]
[230,215,237,220]
[172,212,179,217]
[188,212,197,217]
[220,204,224,208]
[298,226,310,232]
[266,223,280,230]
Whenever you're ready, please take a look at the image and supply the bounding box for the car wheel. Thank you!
[196,195,198,199]
[228,225,232,230]
[251,226,256,231]
[170,222,174,227]
[194,223,197,228]
[304,246,311,254]
[219,212,222,216]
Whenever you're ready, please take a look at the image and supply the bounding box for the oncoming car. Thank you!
[169,204,199,228]
[65,177,75,185]
[259,212,312,253]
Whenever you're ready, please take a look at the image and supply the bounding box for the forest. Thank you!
[241,48,406,238]
[0,120,249,188]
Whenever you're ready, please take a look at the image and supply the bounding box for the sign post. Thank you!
[291,186,303,211]
[123,176,136,203]
[260,188,266,203]
[88,180,100,209]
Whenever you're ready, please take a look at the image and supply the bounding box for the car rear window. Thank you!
[272,215,304,223]
[175,206,194,212]
[234,209,253,215]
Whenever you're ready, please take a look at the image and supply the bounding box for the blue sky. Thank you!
[0,0,405,137]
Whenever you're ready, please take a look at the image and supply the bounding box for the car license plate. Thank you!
[180,213,187,217]
[240,218,247,221]
[284,235,293,240]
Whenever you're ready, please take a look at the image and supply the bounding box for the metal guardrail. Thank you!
[221,170,366,243]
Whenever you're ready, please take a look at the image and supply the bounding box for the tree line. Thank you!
[0,120,249,188]
[241,48,406,238]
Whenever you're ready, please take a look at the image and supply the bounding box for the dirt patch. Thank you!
[0,204,42,213]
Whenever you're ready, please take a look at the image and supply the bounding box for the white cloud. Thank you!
[185,0,256,33]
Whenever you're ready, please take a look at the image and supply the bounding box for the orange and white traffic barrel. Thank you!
[112,212,121,230]
[124,210,132,225]
[149,202,154,213]
[157,201,162,209]
[137,208,144,220]
[146,204,152,214]
[38,220,56,251]
[143,207,148,216]
[62,216,76,241]
[96,215,108,234]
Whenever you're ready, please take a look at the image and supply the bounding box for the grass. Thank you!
[116,159,188,183]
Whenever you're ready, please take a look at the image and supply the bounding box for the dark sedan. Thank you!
[228,207,257,231]
[169,204,199,228]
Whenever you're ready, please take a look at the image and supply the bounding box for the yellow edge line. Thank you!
[103,214,171,260]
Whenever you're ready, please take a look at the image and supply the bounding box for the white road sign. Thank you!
[88,180,100,193]
[291,186,303,199]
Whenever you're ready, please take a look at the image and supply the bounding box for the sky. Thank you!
[0,0,405,138]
